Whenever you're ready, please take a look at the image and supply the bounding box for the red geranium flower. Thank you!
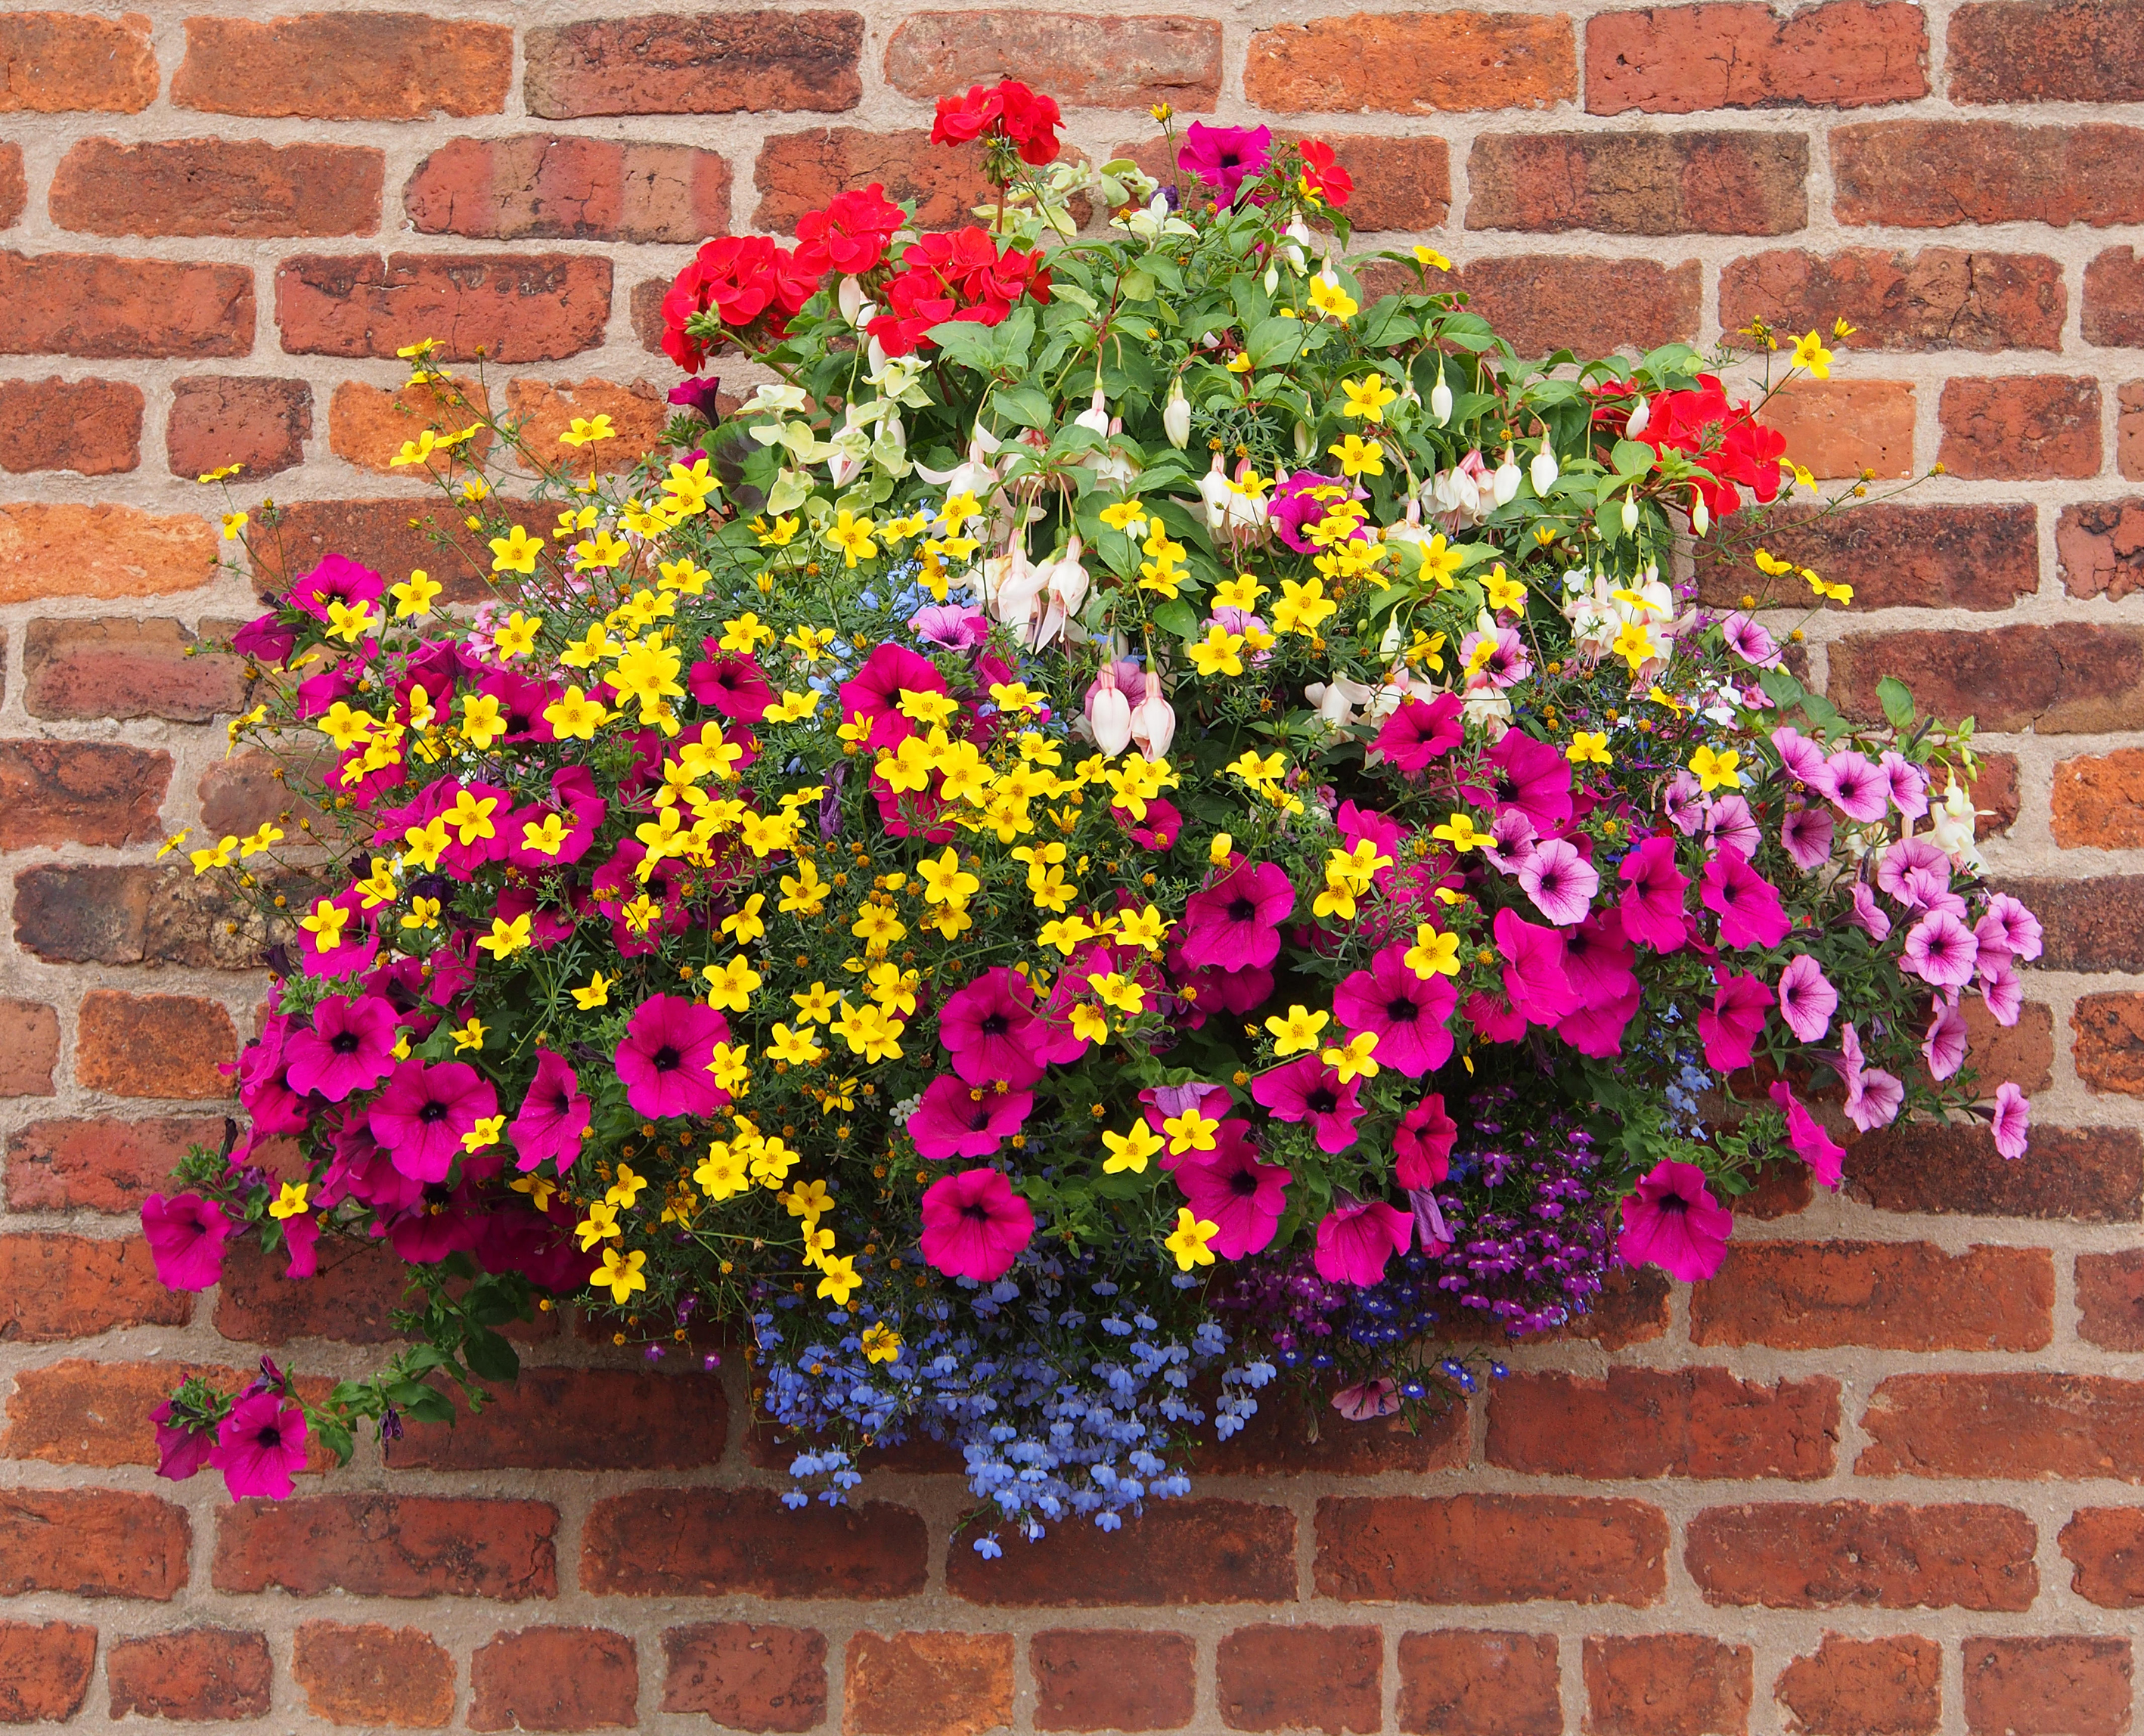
[660,235,824,374]
[793,182,906,278]
[1296,139,1353,207]
[932,79,1063,166]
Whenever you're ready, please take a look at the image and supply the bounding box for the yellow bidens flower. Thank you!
[1165,1206,1219,1271]
[1326,433,1385,479]
[1790,330,1832,379]
[391,570,442,618]
[1306,274,1358,321]
[1567,730,1612,767]
[267,1182,309,1221]
[1404,923,1463,980]
[1264,1004,1330,1056]
[593,1247,647,1304]
[1689,744,1742,792]
[1339,374,1398,423]
[1101,1120,1164,1175]
[489,524,545,575]
[826,510,877,569]
[558,414,617,448]
[860,1322,901,1364]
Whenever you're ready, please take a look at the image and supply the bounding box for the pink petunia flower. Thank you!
[919,1167,1035,1280]
[1990,1083,2031,1161]
[282,994,399,1102]
[1178,858,1295,972]
[510,1048,591,1172]
[1393,1093,1457,1190]
[1335,944,1460,1077]
[1923,1000,1970,1080]
[209,1390,309,1500]
[937,966,1049,1088]
[1701,848,1792,950]
[1312,1197,1412,1286]
[1493,907,1578,1028]
[1699,969,1774,1071]
[837,642,946,751]
[1768,1081,1845,1188]
[1618,834,1689,952]
[908,1074,1034,1161]
[1518,837,1599,926]
[1900,909,1979,989]
[1251,1055,1365,1154]
[1556,910,1643,1057]
[368,1059,501,1183]
[1976,892,2043,963]
[1817,749,1889,822]
[1373,693,1463,775]
[1979,954,2024,1027]
[1720,612,1780,668]
[1848,881,1892,941]
[1848,1065,1904,1133]
[1481,808,1538,876]
[1881,752,1929,820]
[1618,1160,1733,1281]
[141,1192,232,1291]
[1775,953,1838,1043]
[281,1210,321,1280]
[1467,730,1573,833]
[1779,801,1835,872]
[1177,1125,1291,1257]
[150,1400,213,1483]
[1771,725,1829,786]
[1877,836,1948,903]
[615,995,730,1121]
[1331,1378,1401,1420]
[1457,625,1531,690]
[689,648,777,722]
[1662,768,1706,835]
[1703,795,1762,863]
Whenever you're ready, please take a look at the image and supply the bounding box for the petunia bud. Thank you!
[1624,392,1650,437]
[1530,439,1559,498]
[1621,493,1639,533]
[1429,363,1453,427]
[1162,378,1191,450]
[1493,446,1521,506]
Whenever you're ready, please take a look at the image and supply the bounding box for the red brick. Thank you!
[406,135,730,244]
[583,1486,925,1600]
[1702,502,2037,611]
[215,1493,558,1600]
[1834,121,2144,228]
[24,616,246,721]
[214,1234,413,1345]
[1686,1502,2038,1610]
[0,13,158,113]
[0,501,217,603]
[1447,256,1699,356]
[1969,754,2021,839]
[107,1629,273,1722]
[51,138,383,239]
[663,1623,827,1732]
[2077,993,2144,1097]
[1950,0,2144,103]
[1218,1625,1381,1734]
[2125,382,2144,480]
[2059,502,2144,605]
[0,1233,190,1340]
[1724,247,2064,352]
[629,277,669,354]
[1193,1384,1466,1476]
[1245,13,1576,110]
[0,1487,188,1598]
[14,863,297,970]
[1963,1638,2131,1736]
[292,1623,455,1728]
[278,252,611,363]
[885,13,1223,110]
[1964,997,2054,1095]
[1692,1242,2053,1352]
[2080,1249,2144,1351]
[76,988,234,1098]
[1830,625,2144,736]
[1584,1635,1752,1736]
[1853,1122,2142,1221]
[0,377,141,475]
[199,747,318,836]
[0,740,170,849]
[1398,1632,1562,1736]
[1774,1635,1941,1736]
[1488,1369,1838,1479]
[0,1000,58,1097]
[526,12,864,119]
[1939,374,2100,479]
[256,495,548,606]
[173,14,510,120]
[0,250,253,358]
[469,1628,637,1733]
[756,127,998,234]
[1759,379,1915,478]
[1587,0,1927,113]
[1317,1496,1666,1607]
[389,1366,725,1470]
[0,1623,96,1724]
[1469,131,1807,235]
[505,379,672,476]
[1859,1373,2144,1481]
[845,1631,1013,1736]
[950,1499,1295,1607]
[327,374,494,477]
[2081,246,2144,348]
[0,144,20,228]
[2,1357,246,1466]
[168,376,312,479]
[1032,1629,1195,1733]
[2060,1508,2144,1609]
[1438,1264,1671,1352]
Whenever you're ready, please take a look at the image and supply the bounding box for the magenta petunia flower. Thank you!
[1900,909,1979,989]
[908,1074,1034,1161]
[1177,1125,1291,1258]
[1466,729,1573,833]
[141,1192,233,1291]
[1720,612,1780,668]
[1334,944,1459,1077]
[1817,749,1890,823]
[281,1210,321,1280]
[1700,848,1792,950]
[1770,725,1829,787]
[1924,1001,1969,1080]
[282,994,399,1102]
[1268,472,1364,554]
[1768,1081,1845,1188]
[837,642,946,751]
[616,994,731,1121]
[1618,834,1689,952]
[1457,625,1531,691]
[510,1048,591,1172]
[1518,836,1599,926]
[1779,801,1835,872]
[1698,968,1774,1071]
[1491,907,1578,1028]
[919,1167,1035,1280]
[1312,1197,1413,1286]
[1703,794,1761,863]
[209,1390,309,1501]
[1250,1055,1364,1154]
[1976,892,2043,963]
[1556,911,1642,1058]
[937,966,1049,1088]
[1178,858,1295,972]
[1618,1160,1732,1281]
[150,1400,213,1483]
[689,646,776,721]
[1373,693,1463,776]
[1662,767,1706,835]
[1775,953,1838,1043]
[1177,120,1273,203]
[911,604,990,649]
[1990,1082,2031,1161]
[368,1058,501,1183]
[1393,1093,1457,1190]
[289,550,384,622]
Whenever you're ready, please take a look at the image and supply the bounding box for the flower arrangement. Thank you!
[147,89,2036,1543]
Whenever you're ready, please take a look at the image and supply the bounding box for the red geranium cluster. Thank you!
[931,78,1063,166]
[1594,374,1788,516]
[793,183,906,279]
[660,236,824,374]
[866,226,1053,358]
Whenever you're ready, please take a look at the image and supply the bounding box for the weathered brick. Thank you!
[1693,1242,2054,1352]
[0,144,20,228]
[584,1486,926,1600]
[0,1487,188,1599]
[1700,502,2035,611]
[1852,1123,2142,1222]
[406,135,731,244]
[2079,1249,2144,1351]
[0,1233,191,1339]
[1584,1635,1752,1736]
[663,1623,827,1733]
[1963,1638,2131,1736]
[389,1367,725,1471]
[1244,13,1578,111]
[0,377,142,475]
[1316,1496,1667,1607]
[0,740,170,849]
[1488,1369,1838,1479]
[1939,374,2101,479]
[168,376,312,480]
[845,1632,1013,1736]
[1758,379,1915,477]
[107,1629,273,1722]
[1218,1625,1382,1734]
[0,502,217,605]
[1468,131,1807,235]
[0,1001,58,1098]
[278,253,611,363]
[886,13,1223,110]
[1774,1634,1941,1736]
[629,277,669,354]
[23,617,245,721]
[505,379,672,475]
[1447,256,1699,356]
[0,251,254,358]
[526,13,865,119]
[2061,1508,2144,1608]
[1192,1385,1466,1477]
[14,863,296,970]
[1831,625,2144,736]
[1397,1631,1562,1736]
[1724,247,2064,352]
[327,375,493,477]
[173,15,510,120]
[2080,246,2144,348]
[7,1116,226,1214]
[76,988,234,1098]
[0,13,158,113]
[215,1235,413,1346]
[1861,1373,2144,1481]
[2,1358,247,1466]
[1587,0,1928,114]
[1032,1629,1195,1733]
[216,1494,558,1600]
[951,1499,1295,1607]
[1950,0,2144,103]
[0,1623,96,1724]
[256,496,545,606]
[1834,121,2144,227]
[2000,878,2144,975]
[2077,993,2144,1098]
[198,748,322,837]
[1686,1502,2038,1610]
[2059,501,2144,606]
[291,1623,455,1728]
[51,137,383,239]
[756,127,995,234]
[2125,381,2144,480]
[1962,997,2055,1096]
[1969,753,2021,839]
[469,1628,637,1734]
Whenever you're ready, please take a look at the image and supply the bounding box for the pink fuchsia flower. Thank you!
[1518,837,1599,926]
[1881,752,1930,820]
[150,1400,213,1482]
[1702,795,1761,863]
[1700,848,1792,950]
[1334,944,1460,1077]
[282,994,398,1102]
[1618,834,1690,952]
[1458,624,1531,691]
[1775,953,1838,1043]
[1976,892,2043,963]
[1901,909,1979,989]
[1770,725,1829,787]
[1331,1378,1401,1421]
[209,1390,309,1501]
[1179,858,1295,972]
[141,1192,232,1291]
[1313,1197,1413,1286]
[1991,1083,2031,1161]
[369,1059,501,1183]
[1394,1093,1457,1190]
[938,966,1049,1088]
[688,647,776,722]
[510,1049,591,1173]
[1177,1125,1290,1257]
[1848,881,1892,941]
[1924,1001,1970,1081]
[1468,729,1574,833]
[838,642,946,751]
[919,1167,1035,1281]
[908,1074,1034,1161]
[1768,1082,1845,1189]
[1699,969,1775,1072]
[1720,612,1780,668]
[1492,907,1578,1028]
[616,995,731,1121]
[1250,1055,1365,1154]
[1979,954,2024,1027]
[1178,120,1273,203]
[1780,802,1835,872]
[1618,1160,1733,1281]
[1373,693,1463,775]
[1816,749,1889,823]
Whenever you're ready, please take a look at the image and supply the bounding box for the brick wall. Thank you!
[0,2,2139,1731]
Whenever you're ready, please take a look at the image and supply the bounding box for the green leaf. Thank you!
[463,1327,520,1385]
[1245,315,1306,370]
[1119,268,1156,304]
[994,385,1055,429]
[923,321,1001,372]
[1758,668,1807,708]
[1876,675,1916,730]
[1151,598,1202,642]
